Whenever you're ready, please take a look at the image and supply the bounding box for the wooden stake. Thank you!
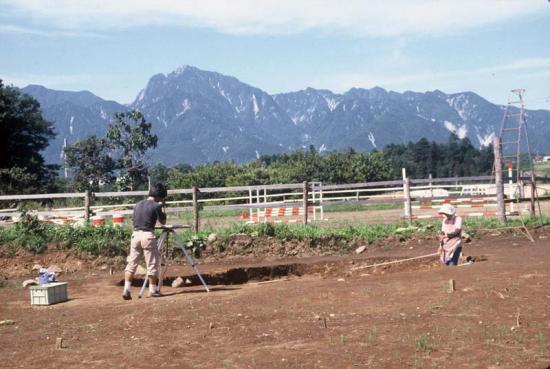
[448,279,455,293]
[55,337,64,349]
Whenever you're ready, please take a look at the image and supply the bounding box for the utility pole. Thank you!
[493,138,507,224]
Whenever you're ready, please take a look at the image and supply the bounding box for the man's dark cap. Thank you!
[149,183,167,199]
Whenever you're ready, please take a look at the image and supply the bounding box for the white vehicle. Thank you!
[459,184,497,197]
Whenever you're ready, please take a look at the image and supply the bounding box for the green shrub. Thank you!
[0,215,131,256]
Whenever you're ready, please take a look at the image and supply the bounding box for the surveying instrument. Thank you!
[138,224,210,298]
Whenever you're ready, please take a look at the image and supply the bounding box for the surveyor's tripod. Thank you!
[138,225,210,298]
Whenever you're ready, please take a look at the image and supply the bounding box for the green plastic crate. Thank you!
[29,282,68,305]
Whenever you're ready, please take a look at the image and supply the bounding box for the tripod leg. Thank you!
[159,232,169,292]
[138,272,148,298]
[174,237,210,292]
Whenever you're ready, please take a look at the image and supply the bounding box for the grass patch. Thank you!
[323,203,401,213]
[176,208,243,220]
[2,212,549,257]
[537,332,548,356]
[214,221,419,243]
[415,334,432,353]
[534,162,550,177]
[172,202,402,219]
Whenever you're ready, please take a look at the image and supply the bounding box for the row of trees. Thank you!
[1,79,495,195]
[148,137,493,190]
[160,148,393,189]
[384,135,494,179]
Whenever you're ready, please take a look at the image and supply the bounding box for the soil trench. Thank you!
[121,254,463,287]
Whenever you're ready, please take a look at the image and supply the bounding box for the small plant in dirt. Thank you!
[185,235,205,258]
[0,280,22,289]
[415,334,432,353]
[427,303,444,312]
[174,232,207,258]
[365,328,377,345]
[537,332,548,356]
[514,333,524,344]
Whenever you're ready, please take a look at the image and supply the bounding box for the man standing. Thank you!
[122,183,167,300]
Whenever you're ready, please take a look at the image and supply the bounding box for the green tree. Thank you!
[64,136,116,191]
[148,164,170,185]
[383,134,493,179]
[0,80,57,194]
[168,162,240,189]
[106,110,157,190]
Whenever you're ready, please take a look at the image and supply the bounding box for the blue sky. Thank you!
[1,0,549,109]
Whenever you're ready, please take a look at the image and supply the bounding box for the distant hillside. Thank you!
[21,66,550,165]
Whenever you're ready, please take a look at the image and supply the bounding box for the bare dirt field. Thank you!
[1,231,550,369]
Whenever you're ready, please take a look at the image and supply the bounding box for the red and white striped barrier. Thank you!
[407,211,516,220]
[414,197,496,204]
[412,196,498,211]
[412,203,497,210]
[241,206,322,224]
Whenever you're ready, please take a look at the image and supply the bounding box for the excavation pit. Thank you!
[118,254,486,288]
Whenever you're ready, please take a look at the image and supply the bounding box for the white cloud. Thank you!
[486,57,550,73]
[0,24,103,37]
[3,0,545,36]
[327,57,550,92]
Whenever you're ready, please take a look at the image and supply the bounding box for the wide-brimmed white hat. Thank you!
[438,204,456,216]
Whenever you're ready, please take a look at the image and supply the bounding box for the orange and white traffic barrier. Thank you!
[241,206,322,224]
[112,213,124,226]
[91,215,105,227]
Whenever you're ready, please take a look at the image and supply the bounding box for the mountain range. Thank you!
[19,65,550,166]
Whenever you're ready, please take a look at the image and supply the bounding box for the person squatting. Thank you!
[437,204,463,266]
[122,183,167,300]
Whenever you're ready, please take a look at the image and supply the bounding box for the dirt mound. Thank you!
[0,244,126,280]
[0,233,443,281]
[204,233,368,260]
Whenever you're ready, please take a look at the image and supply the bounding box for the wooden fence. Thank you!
[1,171,547,231]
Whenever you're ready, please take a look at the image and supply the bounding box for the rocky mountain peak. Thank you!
[20,66,550,166]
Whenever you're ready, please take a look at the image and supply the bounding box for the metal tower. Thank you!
[497,89,543,223]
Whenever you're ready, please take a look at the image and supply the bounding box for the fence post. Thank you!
[529,174,536,217]
[493,137,507,224]
[428,173,433,199]
[303,181,309,225]
[84,190,91,223]
[402,168,412,223]
[192,186,199,233]
[519,179,525,198]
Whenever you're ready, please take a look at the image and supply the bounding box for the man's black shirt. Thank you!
[133,199,166,231]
